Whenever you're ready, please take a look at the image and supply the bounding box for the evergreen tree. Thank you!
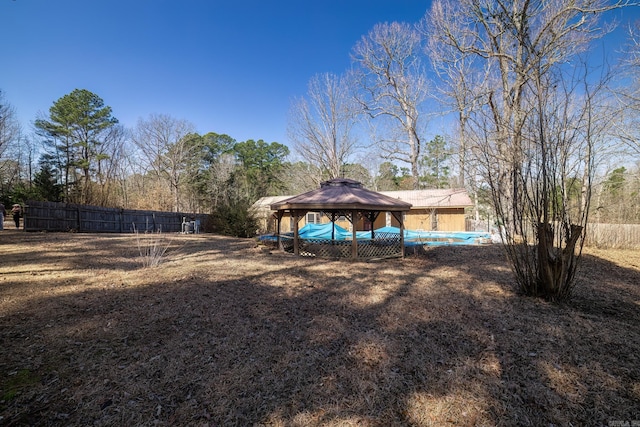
[33,160,63,202]
[419,135,451,189]
[35,89,117,204]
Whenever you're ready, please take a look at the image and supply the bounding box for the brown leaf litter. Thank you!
[1,231,639,426]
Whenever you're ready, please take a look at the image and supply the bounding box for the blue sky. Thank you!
[2,1,639,153]
[1,0,430,147]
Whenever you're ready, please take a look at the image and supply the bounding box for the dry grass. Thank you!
[133,228,174,268]
[0,230,639,426]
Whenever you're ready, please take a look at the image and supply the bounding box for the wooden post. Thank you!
[368,211,379,239]
[275,211,282,250]
[392,211,406,258]
[351,210,358,259]
[399,212,405,258]
[331,212,336,241]
[293,211,300,256]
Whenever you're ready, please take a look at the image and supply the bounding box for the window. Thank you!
[306,212,321,224]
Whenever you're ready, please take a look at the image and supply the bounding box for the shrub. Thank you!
[209,199,259,238]
[133,225,172,268]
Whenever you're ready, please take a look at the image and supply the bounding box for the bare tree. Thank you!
[208,153,238,209]
[422,18,487,189]
[614,21,640,155]
[428,0,628,300]
[279,161,321,195]
[92,124,130,206]
[132,114,198,212]
[352,21,430,189]
[0,90,22,177]
[422,17,490,220]
[288,72,360,182]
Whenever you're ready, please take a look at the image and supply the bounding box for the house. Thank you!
[252,187,472,234]
[377,189,472,232]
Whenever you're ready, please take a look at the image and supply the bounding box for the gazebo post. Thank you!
[293,211,300,256]
[274,211,283,249]
[399,212,406,258]
[391,211,406,258]
[367,211,379,239]
[351,209,358,259]
[331,212,336,241]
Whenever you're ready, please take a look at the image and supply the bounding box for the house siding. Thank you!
[372,207,467,232]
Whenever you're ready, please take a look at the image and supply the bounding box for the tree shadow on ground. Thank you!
[1,239,639,426]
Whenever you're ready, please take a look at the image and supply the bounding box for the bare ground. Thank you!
[0,230,639,426]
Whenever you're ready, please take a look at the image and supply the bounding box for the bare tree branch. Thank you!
[352,21,430,189]
[287,73,360,180]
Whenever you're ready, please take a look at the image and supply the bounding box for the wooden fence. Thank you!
[467,218,640,249]
[584,223,640,249]
[23,201,209,233]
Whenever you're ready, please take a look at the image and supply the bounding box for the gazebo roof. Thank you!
[270,178,413,212]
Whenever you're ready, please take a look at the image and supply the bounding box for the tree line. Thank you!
[0,86,453,216]
[2,1,640,300]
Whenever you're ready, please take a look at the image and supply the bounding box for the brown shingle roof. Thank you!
[271,178,412,212]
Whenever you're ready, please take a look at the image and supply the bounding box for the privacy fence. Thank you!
[584,223,640,249]
[24,201,209,233]
[468,219,640,249]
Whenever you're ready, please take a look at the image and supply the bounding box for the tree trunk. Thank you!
[536,222,583,300]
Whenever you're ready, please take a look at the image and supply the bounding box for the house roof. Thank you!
[251,195,289,211]
[270,178,412,212]
[379,189,473,208]
[253,186,473,212]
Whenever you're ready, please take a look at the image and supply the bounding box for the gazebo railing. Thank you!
[299,239,352,258]
[271,232,403,259]
[356,232,402,259]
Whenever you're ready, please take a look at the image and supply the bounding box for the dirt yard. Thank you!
[1,230,639,426]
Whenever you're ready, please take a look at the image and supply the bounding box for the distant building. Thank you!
[252,187,472,234]
[378,189,472,232]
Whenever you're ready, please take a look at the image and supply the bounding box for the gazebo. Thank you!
[270,178,412,259]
